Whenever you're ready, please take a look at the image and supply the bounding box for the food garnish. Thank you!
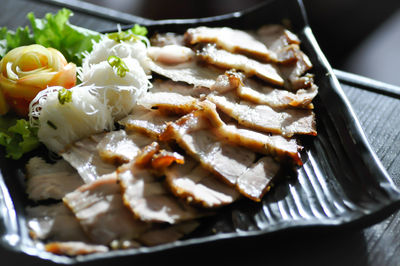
[0,44,76,116]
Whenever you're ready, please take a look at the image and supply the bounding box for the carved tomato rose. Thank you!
[0,44,76,116]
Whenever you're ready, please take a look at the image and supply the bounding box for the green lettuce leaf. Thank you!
[0,26,34,58]
[27,8,102,65]
[0,116,40,160]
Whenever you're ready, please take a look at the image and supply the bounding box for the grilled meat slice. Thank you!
[162,110,282,200]
[147,56,222,88]
[45,242,109,256]
[164,157,241,208]
[61,133,117,183]
[256,25,301,64]
[138,221,199,246]
[25,157,84,201]
[207,92,316,137]
[184,26,276,62]
[200,101,302,165]
[198,44,284,86]
[236,156,280,201]
[97,129,153,165]
[119,106,180,139]
[150,32,184,47]
[63,174,150,245]
[148,44,195,65]
[118,161,204,224]
[256,25,314,90]
[151,79,210,98]
[26,203,90,242]
[237,78,317,109]
[138,91,199,116]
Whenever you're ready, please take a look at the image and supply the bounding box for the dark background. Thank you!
[82,0,400,85]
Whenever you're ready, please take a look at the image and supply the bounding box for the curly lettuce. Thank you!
[0,8,102,65]
[0,115,40,159]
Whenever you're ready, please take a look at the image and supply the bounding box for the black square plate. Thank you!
[1,0,400,263]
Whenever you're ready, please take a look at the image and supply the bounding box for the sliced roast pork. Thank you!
[25,157,84,201]
[198,44,284,86]
[26,203,89,242]
[118,161,204,224]
[279,51,314,90]
[164,157,241,208]
[147,44,222,88]
[96,129,153,165]
[133,141,184,170]
[45,242,108,256]
[63,175,150,245]
[138,221,199,246]
[150,32,184,47]
[161,109,281,200]
[61,133,117,183]
[256,25,314,90]
[237,78,318,109]
[200,101,302,165]
[256,25,301,63]
[184,26,276,62]
[236,156,280,201]
[151,79,210,98]
[137,90,199,116]
[211,71,317,109]
[161,110,256,186]
[119,106,179,139]
[207,92,316,137]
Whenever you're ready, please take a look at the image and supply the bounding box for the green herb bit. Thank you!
[47,120,57,130]
[131,24,148,36]
[107,55,129,77]
[107,24,148,43]
[58,88,72,105]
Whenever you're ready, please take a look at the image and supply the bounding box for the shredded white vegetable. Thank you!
[30,85,114,153]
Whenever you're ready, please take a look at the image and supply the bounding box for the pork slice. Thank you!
[207,92,316,137]
[150,32,184,47]
[236,156,280,201]
[184,26,276,62]
[138,221,199,246]
[147,57,222,88]
[237,78,317,109]
[210,70,243,94]
[200,101,302,165]
[279,50,314,90]
[134,141,184,170]
[25,157,84,201]
[137,91,199,116]
[63,175,150,245]
[148,44,195,65]
[45,242,109,256]
[97,129,153,165]
[256,25,300,63]
[256,25,314,90]
[61,133,117,183]
[161,111,256,187]
[164,157,241,208]
[118,162,204,224]
[151,79,210,98]
[118,106,179,139]
[26,203,89,242]
[198,44,284,86]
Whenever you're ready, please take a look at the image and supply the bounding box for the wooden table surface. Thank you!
[1,0,400,265]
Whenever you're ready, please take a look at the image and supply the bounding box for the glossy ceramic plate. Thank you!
[1,0,400,263]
